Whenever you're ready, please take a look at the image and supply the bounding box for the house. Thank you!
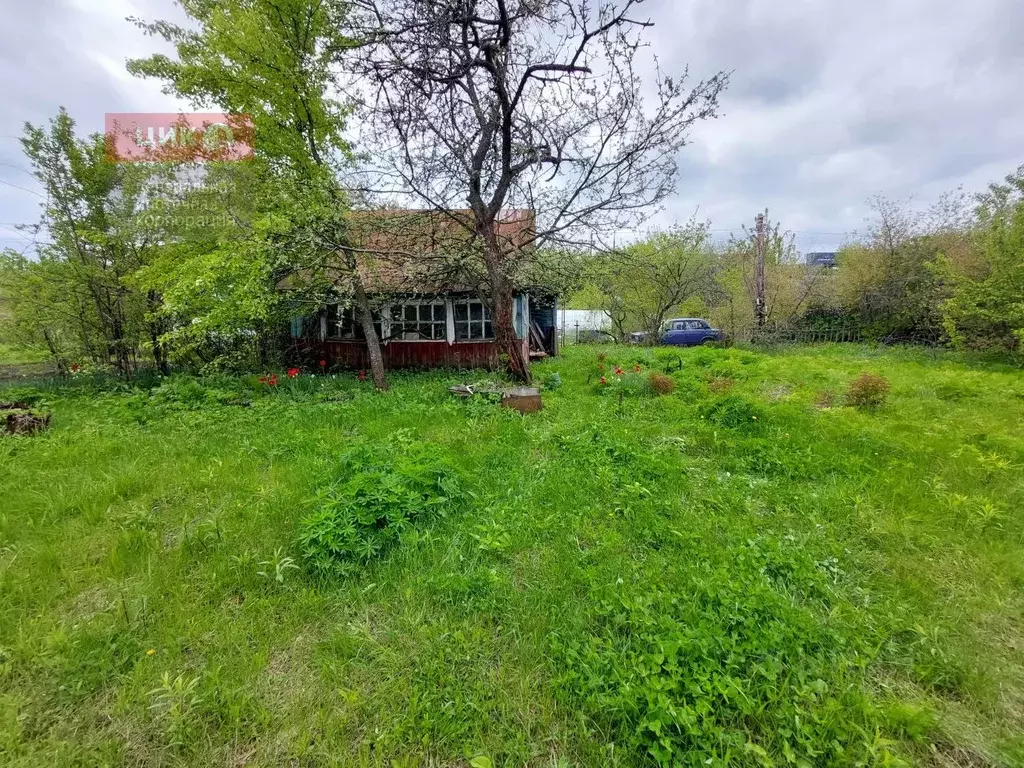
[805,251,838,268]
[287,209,559,369]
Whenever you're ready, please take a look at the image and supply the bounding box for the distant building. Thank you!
[805,251,837,268]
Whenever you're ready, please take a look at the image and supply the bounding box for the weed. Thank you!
[298,438,462,576]
[706,375,735,393]
[148,672,203,748]
[257,547,299,584]
[697,392,766,429]
[2,344,1023,765]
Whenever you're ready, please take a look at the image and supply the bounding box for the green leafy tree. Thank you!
[0,109,163,375]
[709,212,822,336]
[940,166,1024,353]
[593,221,718,340]
[128,0,392,388]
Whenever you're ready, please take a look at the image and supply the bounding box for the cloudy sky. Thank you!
[2,0,1022,255]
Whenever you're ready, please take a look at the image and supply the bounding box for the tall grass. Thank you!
[1,345,1022,766]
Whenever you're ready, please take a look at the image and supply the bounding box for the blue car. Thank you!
[631,318,723,346]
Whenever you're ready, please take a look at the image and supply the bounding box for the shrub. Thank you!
[648,372,675,395]
[543,372,563,390]
[697,393,765,429]
[298,440,462,577]
[597,370,649,398]
[846,373,890,408]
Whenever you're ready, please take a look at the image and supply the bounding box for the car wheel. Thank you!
[700,337,716,345]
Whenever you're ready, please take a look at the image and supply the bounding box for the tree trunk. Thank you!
[42,328,67,375]
[149,321,169,375]
[479,226,531,383]
[147,290,170,375]
[353,277,389,391]
[490,278,531,384]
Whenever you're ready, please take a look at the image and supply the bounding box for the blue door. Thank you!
[684,320,705,345]
[662,320,688,346]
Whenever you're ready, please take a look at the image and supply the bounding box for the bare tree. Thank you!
[346,0,728,381]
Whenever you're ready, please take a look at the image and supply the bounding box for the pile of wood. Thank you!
[1,402,51,436]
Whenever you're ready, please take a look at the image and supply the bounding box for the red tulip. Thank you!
[287,367,300,378]
[614,366,623,375]
[358,369,367,381]
[599,376,607,385]
[267,374,278,387]
[634,364,642,373]
[319,359,327,368]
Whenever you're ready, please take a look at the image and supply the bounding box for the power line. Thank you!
[0,179,43,197]
[0,162,33,176]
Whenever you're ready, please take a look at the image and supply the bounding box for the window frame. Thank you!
[326,303,359,340]
[325,303,385,341]
[452,298,495,342]
[388,299,448,342]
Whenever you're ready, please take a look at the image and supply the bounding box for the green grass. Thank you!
[0,343,48,366]
[1,344,1022,767]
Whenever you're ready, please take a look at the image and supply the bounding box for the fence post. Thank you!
[574,321,579,344]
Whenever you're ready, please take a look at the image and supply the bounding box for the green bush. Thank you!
[298,439,462,577]
[697,393,765,429]
[149,375,246,409]
[846,373,890,408]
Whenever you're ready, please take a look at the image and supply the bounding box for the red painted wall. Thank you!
[296,339,502,369]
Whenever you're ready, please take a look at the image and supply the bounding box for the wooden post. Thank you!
[754,212,766,329]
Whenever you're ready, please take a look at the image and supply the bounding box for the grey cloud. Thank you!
[0,0,189,248]
[0,0,1021,257]
[644,0,1024,250]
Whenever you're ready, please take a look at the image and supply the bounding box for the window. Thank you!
[672,320,704,331]
[327,304,358,338]
[326,304,383,340]
[390,301,447,340]
[454,300,494,340]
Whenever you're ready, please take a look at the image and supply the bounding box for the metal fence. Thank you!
[557,322,945,348]
[729,326,864,345]
[558,322,616,346]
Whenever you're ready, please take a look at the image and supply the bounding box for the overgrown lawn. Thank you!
[1,345,1022,766]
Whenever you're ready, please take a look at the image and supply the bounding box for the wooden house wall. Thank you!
[296,339,508,370]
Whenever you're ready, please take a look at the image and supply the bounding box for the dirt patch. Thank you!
[0,361,56,381]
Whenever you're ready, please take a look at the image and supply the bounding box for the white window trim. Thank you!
[446,298,455,345]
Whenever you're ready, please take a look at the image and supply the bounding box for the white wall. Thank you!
[557,308,611,333]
